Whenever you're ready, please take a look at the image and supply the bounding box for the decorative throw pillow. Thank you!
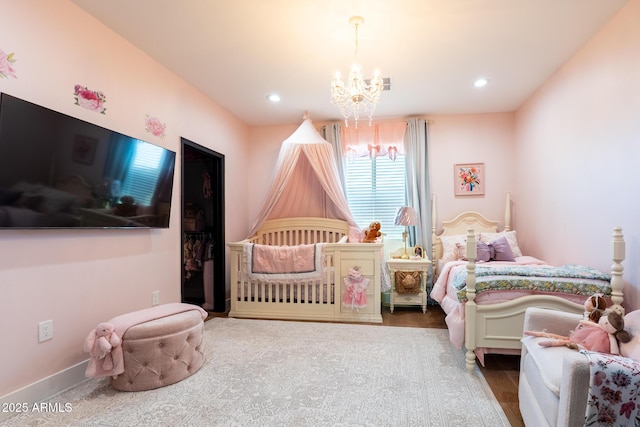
[455,241,492,262]
[479,230,523,257]
[620,310,640,361]
[440,234,469,263]
[490,236,516,261]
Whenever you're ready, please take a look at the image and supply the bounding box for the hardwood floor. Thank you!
[207,305,524,426]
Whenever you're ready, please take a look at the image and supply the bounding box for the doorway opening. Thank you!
[181,138,226,312]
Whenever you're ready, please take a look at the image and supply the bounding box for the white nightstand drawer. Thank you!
[392,293,423,304]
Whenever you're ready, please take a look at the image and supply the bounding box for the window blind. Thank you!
[344,154,406,240]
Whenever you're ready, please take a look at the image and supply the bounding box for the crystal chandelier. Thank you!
[331,16,383,128]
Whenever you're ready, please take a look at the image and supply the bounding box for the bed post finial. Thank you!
[610,227,625,310]
[504,192,511,231]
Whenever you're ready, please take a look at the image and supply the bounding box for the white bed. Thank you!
[228,217,383,323]
[430,195,625,372]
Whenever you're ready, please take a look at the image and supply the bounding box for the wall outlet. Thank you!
[152,291,160,306]
[38,320,53,342]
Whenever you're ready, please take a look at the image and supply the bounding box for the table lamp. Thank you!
[394,206,417,259]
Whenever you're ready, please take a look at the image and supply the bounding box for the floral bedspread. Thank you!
[451,264,611,302]
[581,350,640,426]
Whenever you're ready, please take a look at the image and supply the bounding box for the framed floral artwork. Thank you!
[454,163,484,196]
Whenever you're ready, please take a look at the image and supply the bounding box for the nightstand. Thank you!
[387,258,431,313]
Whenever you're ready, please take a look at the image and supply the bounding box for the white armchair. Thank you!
[519,307,589,427]
[520,306,640,426]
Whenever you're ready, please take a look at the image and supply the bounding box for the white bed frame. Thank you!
[431,194,626,372]
[228,217,383,323]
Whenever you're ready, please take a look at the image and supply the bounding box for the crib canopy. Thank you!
[248,116,358,237]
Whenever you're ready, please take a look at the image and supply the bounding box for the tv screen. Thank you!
[0,93,176,229]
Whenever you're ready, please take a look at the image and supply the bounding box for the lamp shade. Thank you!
[394,206,417,226]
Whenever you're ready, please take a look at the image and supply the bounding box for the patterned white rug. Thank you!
[2,318,509,426]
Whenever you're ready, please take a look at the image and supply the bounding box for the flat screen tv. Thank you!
[0,93,176,229]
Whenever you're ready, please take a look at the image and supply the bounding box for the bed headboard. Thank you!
[432,211,499,262]
[250,217,349,245]
[430,193,511,272]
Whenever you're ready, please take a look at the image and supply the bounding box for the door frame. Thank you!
[181,138,226,312]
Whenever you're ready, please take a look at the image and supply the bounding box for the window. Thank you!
[120,141,167,206]
[344,154,406,240]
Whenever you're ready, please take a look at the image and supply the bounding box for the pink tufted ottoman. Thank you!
[110,305,207,392]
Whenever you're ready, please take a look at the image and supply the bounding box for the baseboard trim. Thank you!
[0,360,89,422]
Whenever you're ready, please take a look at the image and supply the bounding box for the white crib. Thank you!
[228,217,383,323]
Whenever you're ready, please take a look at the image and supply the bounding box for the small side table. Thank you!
[387,258,432,313]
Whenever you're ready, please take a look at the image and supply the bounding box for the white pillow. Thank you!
[479,230,523,258]
[439,235,466,263]
[620,310,640,360]
[440,234,478,263]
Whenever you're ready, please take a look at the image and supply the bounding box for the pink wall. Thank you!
[426,113,516,230]
[514,1,640,308]
[0,0,250,397]
[247,124,298,225]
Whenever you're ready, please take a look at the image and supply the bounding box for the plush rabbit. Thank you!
[84,322,121,371]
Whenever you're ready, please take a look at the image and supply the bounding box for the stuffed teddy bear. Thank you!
[84,322,121,371]
[363,221,381,243]
[525,310,631,354]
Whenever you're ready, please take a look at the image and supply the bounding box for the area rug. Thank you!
[1,318,509,426]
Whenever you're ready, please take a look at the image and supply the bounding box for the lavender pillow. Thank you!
[490,236,515,261]
[476,241,492,262]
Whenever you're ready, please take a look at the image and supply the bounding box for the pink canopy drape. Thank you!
[247,117,358,237]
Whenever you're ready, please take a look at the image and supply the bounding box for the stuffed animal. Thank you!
[363,221,381,243]
[524,310,631,354]
[84,322,121,371]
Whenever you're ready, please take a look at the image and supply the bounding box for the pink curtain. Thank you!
[340,121,406,159]
[247,118,358,237]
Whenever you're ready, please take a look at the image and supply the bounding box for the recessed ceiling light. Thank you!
[474,78,488,88]
[267,94,281,102]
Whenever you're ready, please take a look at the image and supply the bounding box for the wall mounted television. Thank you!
[0,93,176,229]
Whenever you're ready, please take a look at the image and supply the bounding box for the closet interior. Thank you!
[181,139,225,312]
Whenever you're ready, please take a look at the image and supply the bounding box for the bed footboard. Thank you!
[463,227,626,373]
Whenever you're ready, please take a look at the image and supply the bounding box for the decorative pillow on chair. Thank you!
[620,310,640,361]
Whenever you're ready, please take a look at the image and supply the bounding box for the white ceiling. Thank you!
[70,0,628,127]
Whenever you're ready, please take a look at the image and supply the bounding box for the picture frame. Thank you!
[454,163,484,196]
[72,134,97,165]
[413,245,424,258]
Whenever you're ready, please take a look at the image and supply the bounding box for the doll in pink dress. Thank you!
[524,311,631,354]
[342,266,369,310]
